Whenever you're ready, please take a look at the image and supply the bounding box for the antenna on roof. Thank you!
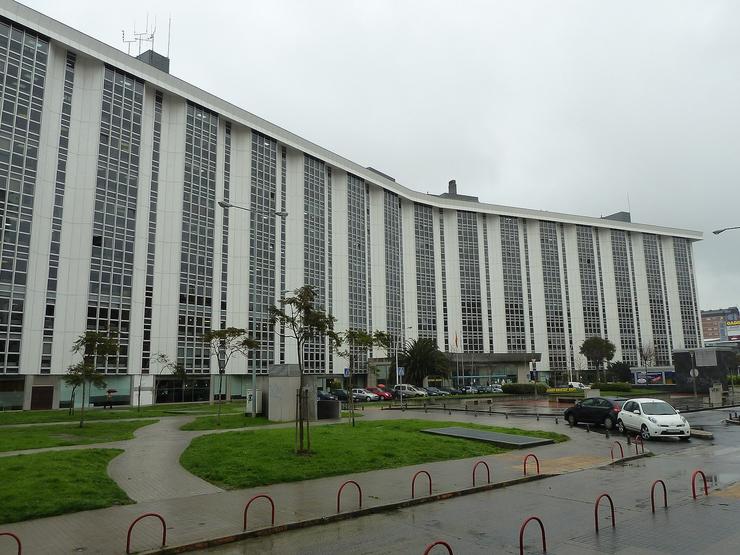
[122,16,156,56]
[626,192,631,216]
[167,15,172,58]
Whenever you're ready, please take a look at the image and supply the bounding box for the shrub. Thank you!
[727,375,740,385]
[502,383,548,395]
[590,382,632,392]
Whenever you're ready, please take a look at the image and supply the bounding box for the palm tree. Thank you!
[398,338,449,385]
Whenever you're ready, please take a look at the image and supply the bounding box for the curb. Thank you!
[138,453,652,555]
[139,474,554,555]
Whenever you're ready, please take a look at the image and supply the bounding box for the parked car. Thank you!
[352,388,379,402]
[330,389,349,401]
[393,384,427,398]
[617,398,690,440]
[425,386,449,396]
[440,386,463,395]
[477,385,504,394]
[460,385,479,394]
[367,387,393,400]
[317,390,337,401]
[568,381,589,390]
[564,396,626,430]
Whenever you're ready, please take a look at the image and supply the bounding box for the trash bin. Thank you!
[317,400,341,419]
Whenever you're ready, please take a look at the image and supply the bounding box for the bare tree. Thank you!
[201,328,258,426]
[639,343,657,367]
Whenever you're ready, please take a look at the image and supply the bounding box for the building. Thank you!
[701,307,740,344]
[0,2,704,410]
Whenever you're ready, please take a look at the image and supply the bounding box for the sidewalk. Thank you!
[1,410,631,554]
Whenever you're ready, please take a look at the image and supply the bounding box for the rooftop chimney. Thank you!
[448,179,457,195]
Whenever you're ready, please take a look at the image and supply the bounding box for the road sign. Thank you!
[690,368,699,378]
[398,367,405,377]
[344,368,350,378]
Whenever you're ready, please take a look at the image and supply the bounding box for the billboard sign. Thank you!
[726,320,740,341]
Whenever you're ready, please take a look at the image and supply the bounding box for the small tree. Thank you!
[153,353,188,405]
[579,336,616,383]
[270,285,339,454]
[336,329,389,427]
[65,331,119,427]
[201,328,258,426]
[607,361,632,382]
[639,343,657,367]
[398,338,450,385]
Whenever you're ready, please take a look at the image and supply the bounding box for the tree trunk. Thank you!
[79,381,86,428]
[137,374,143,413]
[216,373,223,426]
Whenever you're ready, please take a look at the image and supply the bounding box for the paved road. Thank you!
[201,408,740,554]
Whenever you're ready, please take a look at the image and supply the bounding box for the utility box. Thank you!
[709,384,723,406]
[586,389,601,398]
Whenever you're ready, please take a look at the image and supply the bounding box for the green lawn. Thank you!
[0,449,131,524]
[180,414,272,431]
[0,420,157,452]
[0,401,245,426]
[180,419,568,490]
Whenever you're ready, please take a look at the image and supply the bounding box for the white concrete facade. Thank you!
[0,2,703,408]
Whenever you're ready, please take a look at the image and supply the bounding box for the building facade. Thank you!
[0,2,703,409]
[701,307,740,344]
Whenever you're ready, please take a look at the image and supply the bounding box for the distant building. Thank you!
[701,307,740,343]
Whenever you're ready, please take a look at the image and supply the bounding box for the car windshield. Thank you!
[641,402,675,415]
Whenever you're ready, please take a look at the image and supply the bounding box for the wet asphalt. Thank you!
[200,408,740,554]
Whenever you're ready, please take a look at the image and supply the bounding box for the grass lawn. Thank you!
[0,420,158,452]
[180,419,568,490]
[0,449,131,524]
[180,414,272,431]
[0,401,245,426]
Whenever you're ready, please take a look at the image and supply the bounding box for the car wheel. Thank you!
[616,419,625,434]
[567,414,576,426]
[640,424,651,440]
[603,417,614,430]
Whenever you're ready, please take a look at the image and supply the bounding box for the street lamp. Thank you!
[712,227,740,235]
[218,199,288,418]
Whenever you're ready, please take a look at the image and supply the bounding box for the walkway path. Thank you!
[0,407,651,554]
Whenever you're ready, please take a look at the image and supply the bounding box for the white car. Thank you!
[616,398,690,440]
[352,388,379,402]
[393,384,427,398]
[568,382,589,390]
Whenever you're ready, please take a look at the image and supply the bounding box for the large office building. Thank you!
[0,2,703,409]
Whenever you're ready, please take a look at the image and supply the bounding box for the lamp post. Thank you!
[712,227,740,235]
[394,326,413,404]
[218,199,288,418]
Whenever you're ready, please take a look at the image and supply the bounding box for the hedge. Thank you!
[590,382,632,392]
[501,383,549,395]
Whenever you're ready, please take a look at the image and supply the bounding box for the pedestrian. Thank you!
[105,390,113,409]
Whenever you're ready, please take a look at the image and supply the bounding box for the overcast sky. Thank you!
[20,0,740,310]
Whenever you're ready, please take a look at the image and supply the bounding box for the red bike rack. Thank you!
[243,494,275,531]
[519,516,546,554]
[610,441,624,461]
[126,513,166,554]
[650,479,667,513]
[594,493,615,533]
[691,469,708,499]
[523,453,540,476]
[337,480,362,513]
[472,460,491,486]
[0,532,21,555]
[633,435,645,454]
[412,470,432,499]
[423,540,454,554]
